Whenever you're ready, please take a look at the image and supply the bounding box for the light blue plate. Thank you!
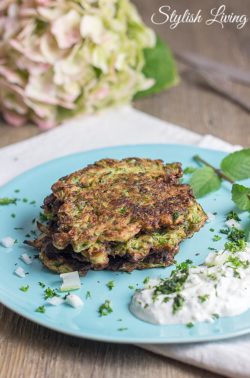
[1,144,250,344]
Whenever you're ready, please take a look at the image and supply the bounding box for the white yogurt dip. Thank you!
[130,243,250,325]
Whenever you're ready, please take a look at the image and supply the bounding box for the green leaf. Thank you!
[189,167,221,198]
[134,36,179,99]
[221,148,250,181]
[232,184,250,211]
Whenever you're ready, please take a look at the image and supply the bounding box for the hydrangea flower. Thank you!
[0,0,156,129]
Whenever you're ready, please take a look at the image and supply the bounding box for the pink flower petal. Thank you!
[3,110,27,127]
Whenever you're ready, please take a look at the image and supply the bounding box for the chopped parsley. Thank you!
[11,213,16,218]
[213,235,221,242]
[118,327,128,331]
[172,294,185,314]
[39,212,48,222]
[38,281,46,288]
[19,285,29,292]
[30,200,36,205]
[227,256,250,270]
[106,280,115,291]
[162,296,171,303]
[198,294,209,303]
[224,239,246,253]
[85,291,91,299]
[143,276,150,285]
[212,313,219,320]
[172,211,180,221]
[35,305,46,313]
[0,197,17,205]
[226,211,241,222]
[220,228,229,235]
[186,322,194,328]
[128,285,135,290]
[209,228,215,232]
[14,189,20,193]
[227,227,245,243]
[152,260,192,302]
[44,287,58,299]
[119,207,127,214]
[22,198,28,203]
[207,273,217,281]
[98,300,113,316]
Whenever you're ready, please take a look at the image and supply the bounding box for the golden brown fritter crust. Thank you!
[28,158,207,274]
[43,159,195,254]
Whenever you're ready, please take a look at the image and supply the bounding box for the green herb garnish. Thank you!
[224,239,247,253]
[172,294,185,314]
[226,211,241,222]
[106,280,115,291]
[186,322,194,328]
[38,282,46,288]
[44,287,58,299]
[172,211,180,221]
[85,291,91,299]
[118,327,128,331]
[143,276,150,285]
[198,294,209,303]
[0,197,17,205]
[98,300,113,316]
[187,150,250,217]
[207,273,217,281]
[213,235,221,242]
[35,305,46,313]
[19,285,29,292]
[119,207,127,214]
[152,260,191,302]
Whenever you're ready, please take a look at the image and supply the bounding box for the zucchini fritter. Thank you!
[28,158,207,274]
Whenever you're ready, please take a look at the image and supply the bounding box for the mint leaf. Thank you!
[134,36,179,99]
[221,148,250,181]
[232,184,250,211]
[189,167,221,198]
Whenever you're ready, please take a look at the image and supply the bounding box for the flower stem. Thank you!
[193,155,235,184]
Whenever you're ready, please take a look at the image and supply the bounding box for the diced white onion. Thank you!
[15,266,26,278]
[225,219,242,229]
[65,294,84,308]
[206,212,215,222]
[47,296,64,306]
[1,237,15,248]
[21,253,32,265]
[60,271,81,291]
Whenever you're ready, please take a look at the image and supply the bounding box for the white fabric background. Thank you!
[0,106,248,378]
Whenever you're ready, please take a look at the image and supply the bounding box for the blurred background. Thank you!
[0,0,249,146]
[134,0,250,145]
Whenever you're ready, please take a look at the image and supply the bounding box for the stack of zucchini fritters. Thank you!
[30,158,207,275]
